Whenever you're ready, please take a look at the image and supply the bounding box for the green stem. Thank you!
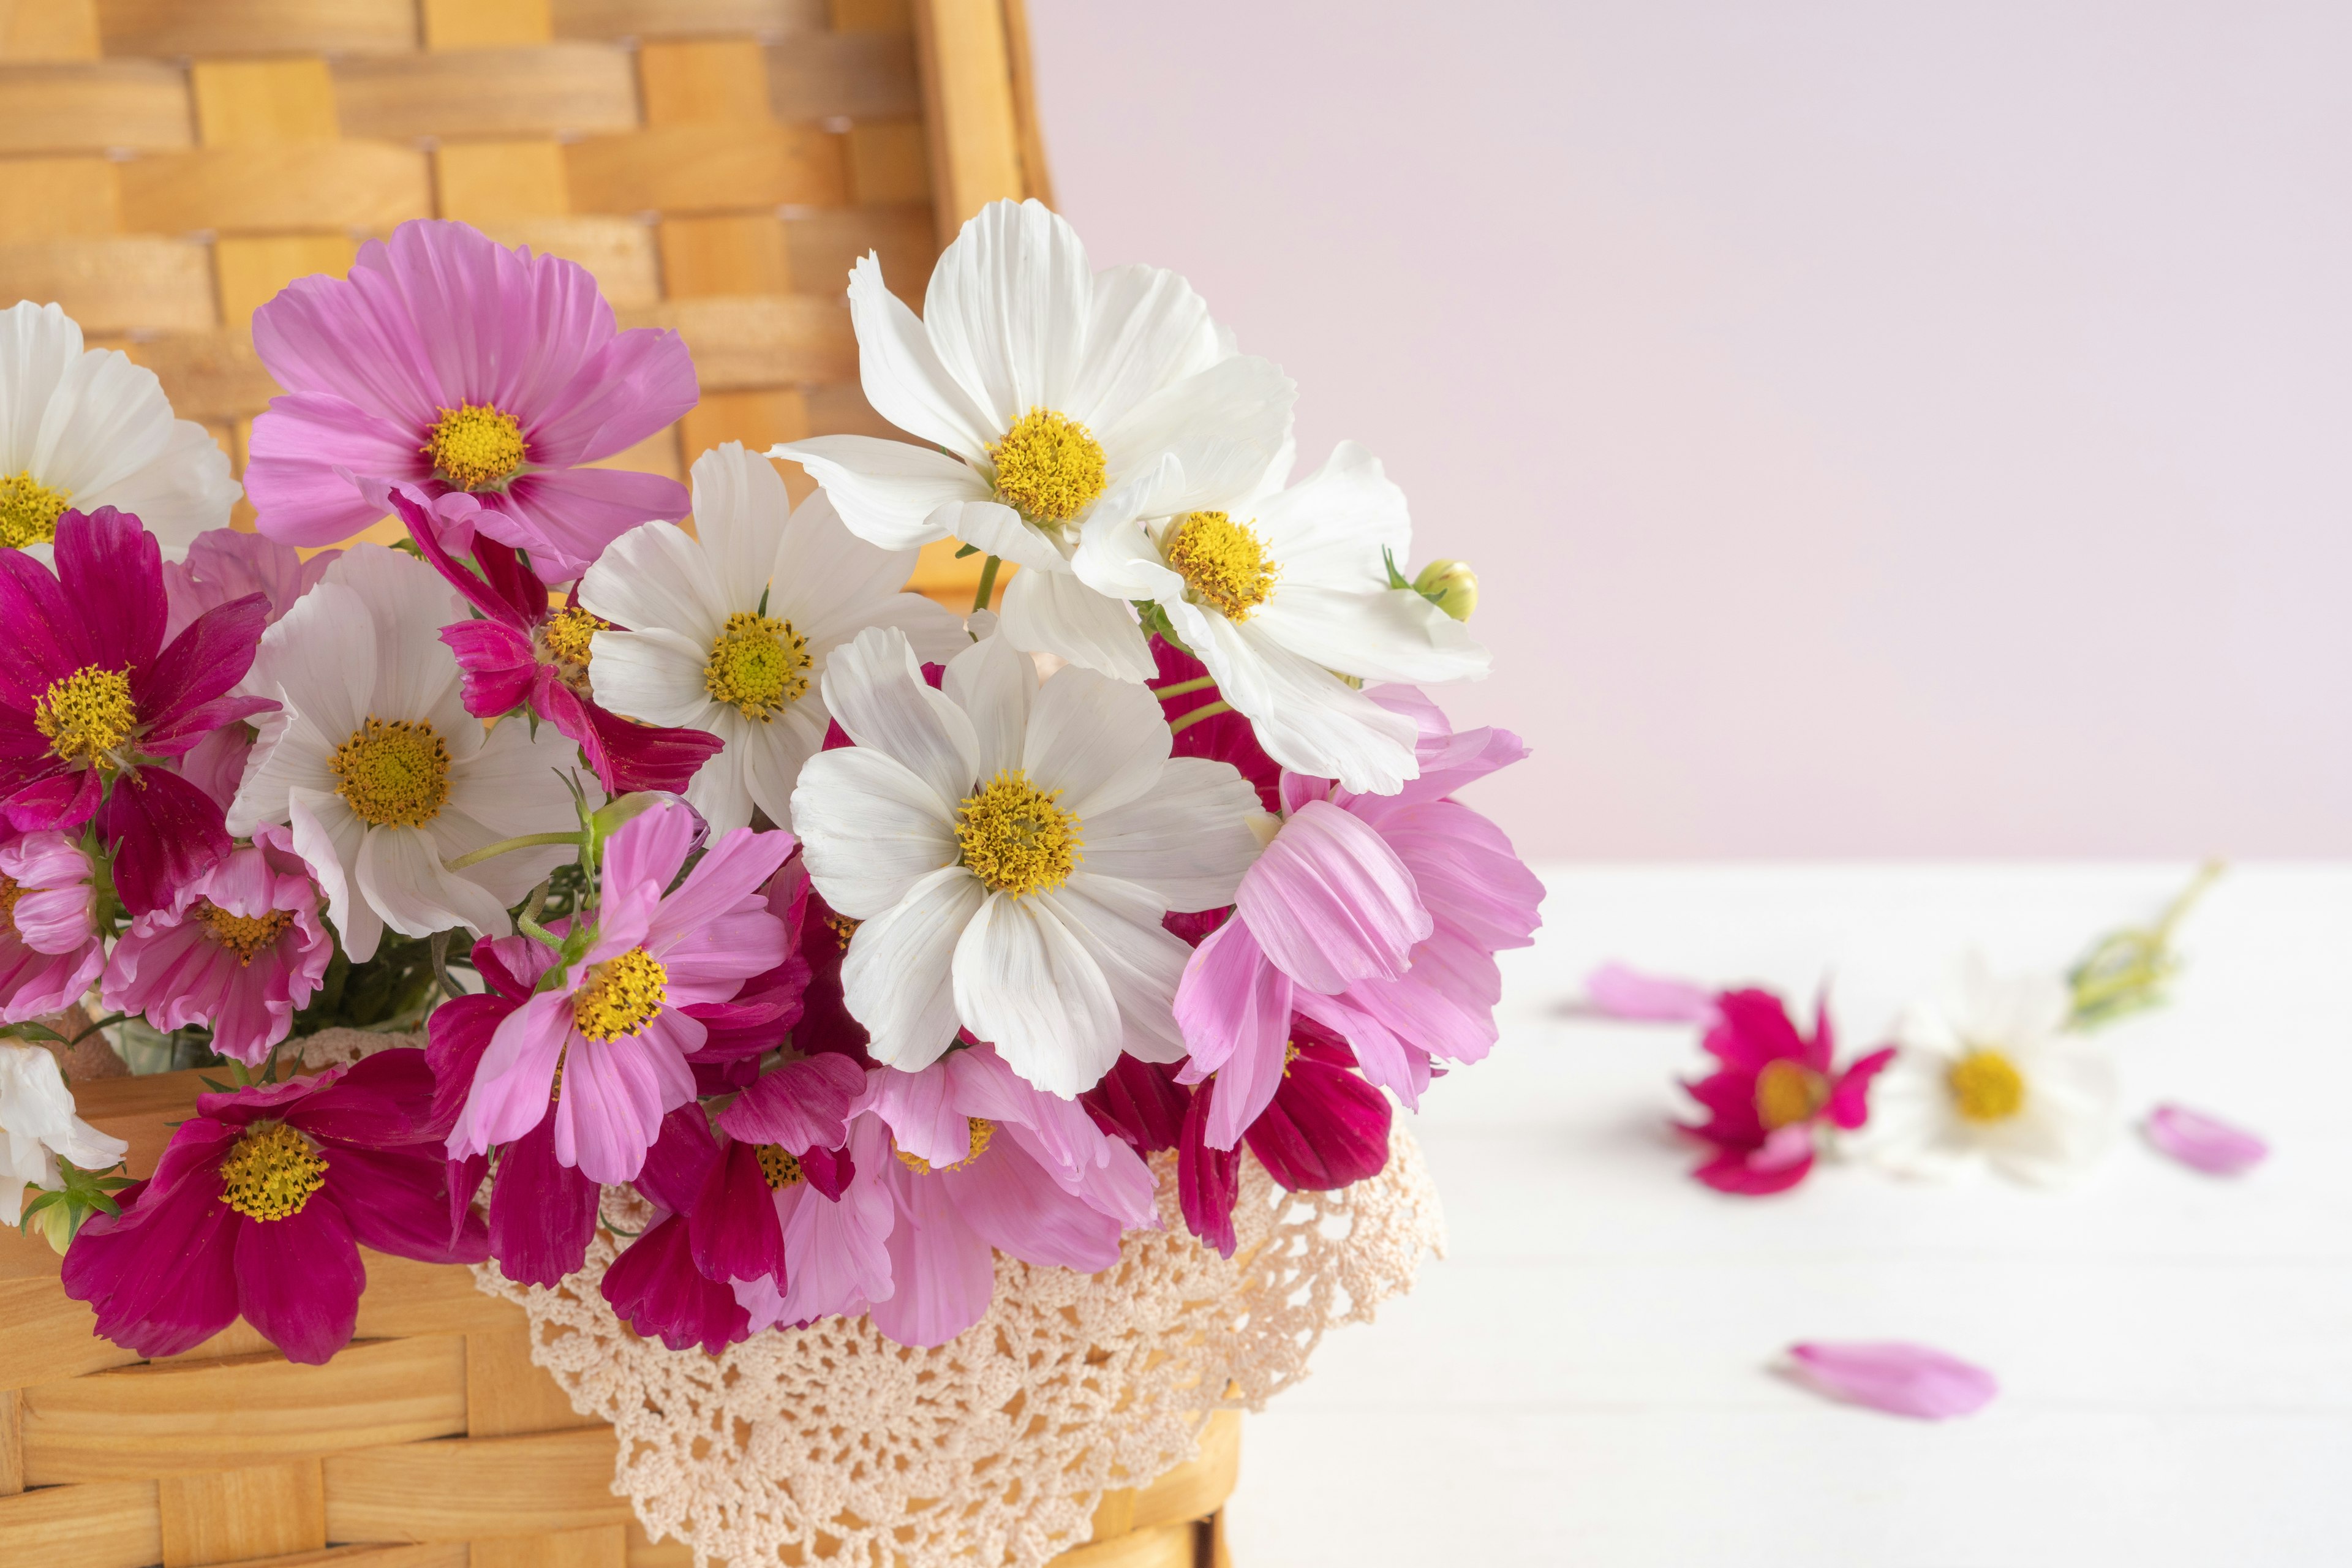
[1150,675,1218,700]
[972,554,1002,614]
[1167,699,1233,736]
[66,1011,127,1047]
[446,831,585,872]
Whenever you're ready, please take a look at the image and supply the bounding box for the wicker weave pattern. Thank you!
[0,1068,1234,1567]
[0,0,1050,605]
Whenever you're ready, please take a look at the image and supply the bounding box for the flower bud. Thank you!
[1412,559,1479,622]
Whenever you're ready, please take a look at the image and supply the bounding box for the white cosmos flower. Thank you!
[228,544,581,963]
[1074,440,1489,793]
[771,198,1295,684]
[791,627,1268,1096]
[2,1042,127,1226]
[1862,954,2122,1187]
[0,301,239,560]
[579,442,967,834]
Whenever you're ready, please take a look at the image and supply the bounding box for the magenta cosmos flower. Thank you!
[1174,687,1544,1148]
[0,508,273,914]
[1678,989,1893,1196]
[61,1049,487,1364]
[101,823,333,1066]
[162,529,337,810]
[392,483,722,795]
[855,1044,1158,1348]
[246,219,695,582]
[0,828,104,1022]
[444,801,791,1186]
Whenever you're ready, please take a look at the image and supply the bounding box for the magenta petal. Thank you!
[487,1110,601,1287]
[688,1139,787,1286]
[717,1052,864,1151]
[1177,1085,1242,1259]
[442,621,538,717]
[601,1213,752,1354]
[235,1198,367,1365]
[1245,1056,1391,1191]
[55,508,166,670]
[2146,1104,2269,1176]
[1787,1341,1998,1420]
[100,767,231,917]
[1585,962,1719,1023]
[584,700,723,795]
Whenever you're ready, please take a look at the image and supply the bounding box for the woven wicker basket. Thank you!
[0,2,1239,1562]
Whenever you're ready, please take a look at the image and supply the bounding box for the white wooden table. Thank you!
[1223,864,2352,1566]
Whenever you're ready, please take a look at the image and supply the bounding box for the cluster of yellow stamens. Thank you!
[218,1121,329,1222]
[0,469,73,549]
[988,409,1107,523]
[895,1117,995,1175]
[539,606,606,669]
[954,771,1080,897]
[1753,1058,1829,1131]
[755,1144,805,1191]
[330,718,451,828]
[572,946,668,1042]
[1165,510,1279,620]
[1947,1049,2027,1123]
[823,911,861,950]
[703,611,810,721]
[0,874,22,934]
[197,902,294,965]
[35,666,138,774]
[423,403,527,491]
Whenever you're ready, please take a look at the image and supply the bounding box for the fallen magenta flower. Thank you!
[1787,1340,1999,1420]
[2145,1103,2268,1176]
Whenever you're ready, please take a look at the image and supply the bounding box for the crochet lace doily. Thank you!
[471,1124,1447,1568]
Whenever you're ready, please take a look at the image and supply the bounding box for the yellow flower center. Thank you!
[0,469,72,549]
[987,408,1107,524]
[895,1117,995,1175]
[954,770,1080,897]
[755,1144,805,1191]
[0,874,21,933]
[571,946,668,1042]
[217,1120,328,1222]
[1947,1049,2027,1123]
[703,611,810,722]
[823,911,861,950]
[540,606,606,668]
[35,666,138,773]
[423,402,527,491]
[330,718,451,829]
[1165,510,1278,620]
[198,901,294,965]
[1754,1058,1828,1131]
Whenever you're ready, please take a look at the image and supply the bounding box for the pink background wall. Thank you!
[1023,1,2352,861]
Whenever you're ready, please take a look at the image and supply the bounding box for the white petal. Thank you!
[31,344,174,497]
[0,301,84,470]
[228,710,337,837]
[1253,583,1491,684]
[844,251,997,462]
[941,631,1034,778]
[1070,502,1186,606]
[739,701,826,827]
[1023,662,1167,816]
[1080,756,1264,911]
[287,787,374,960]
[922,198,1091,431]
[445,717,587,839]
[356,823,513,941]
[843,866,986,1071]
[818,626,980,813]
[1251,439,1409,592]
[951,891,1121,1096]
[791,746,960,918]
[76,420,239,551]
[771,483,913,623]
[579,520,732,646]
[320,545,470,730]
[771,434,991,553]
[997,566,1153,682]
[583,627,715,729]
[1178,605,1420,794]
[1094,354,1294,502]
[1039,874,1189,1063]
[682,708,758,833]
[424,803,573,907]
[1064,262,1223,434]
[250,581,374,753]
[933,496,1068,573]
[685,442,788,604]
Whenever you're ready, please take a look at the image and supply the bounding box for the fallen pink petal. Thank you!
[1787,1340,1999,1420]
[1585,962,1718,1022]
[2146,1104,2268,1176]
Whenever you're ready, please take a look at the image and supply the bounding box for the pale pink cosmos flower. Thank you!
[445,801,791,1185]
[1175,687,1545,1148]
[101,823,333,1065]
[245,219,696,582]
[0,829,104,1023]
[853,1045,1158,1348]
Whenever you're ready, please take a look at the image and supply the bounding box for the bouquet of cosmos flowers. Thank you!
[1,201,1544,1363]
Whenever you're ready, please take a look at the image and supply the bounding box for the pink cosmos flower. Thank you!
[0,829,104,1023]
[100,823,333,1066]
[246,219,696,581]
[162,529,338,809]
[0,508,273,913]
[390,483,722,795]
[61,1049,487,1365]
[715,1053,885,1329]
[854,1045,1158,1348]
[1174,687,1544,1148]
[1678,989,1894,1196]
[444,801,791,1186]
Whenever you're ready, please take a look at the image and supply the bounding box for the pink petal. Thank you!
[1233,799,1430,993]
[1787,1341,1998,1420]
[1585,962,1718,1022]
[1172,916,1293,1149]
[2146,1104,2269,1176]
[869,1166,995,1348]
